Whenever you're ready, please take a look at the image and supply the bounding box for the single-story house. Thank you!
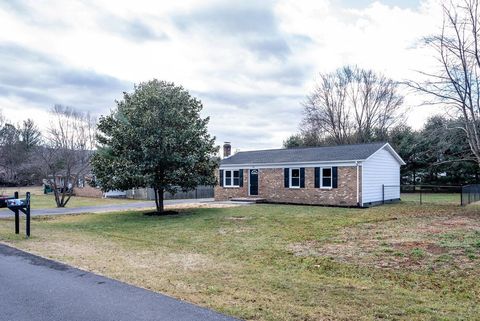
[215,142,405,207]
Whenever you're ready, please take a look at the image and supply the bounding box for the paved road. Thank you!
[0,244,240,321]
[0,198,218,218]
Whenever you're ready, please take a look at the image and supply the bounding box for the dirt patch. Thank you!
[218,227,253,235]
[287,241,321,257]
[165,203,239,210]
[224,216,251,221]
[287,214,480,270]
[165,252,212,271]
[391,241,447,254]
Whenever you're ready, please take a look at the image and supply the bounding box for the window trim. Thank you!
[289,168,301,188]
[320,167,333,189]
[223,169,240,188]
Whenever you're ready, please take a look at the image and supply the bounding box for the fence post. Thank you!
[461,186,463,206]
[419,188,422,205]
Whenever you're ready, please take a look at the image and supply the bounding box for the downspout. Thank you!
[356,161,360,207]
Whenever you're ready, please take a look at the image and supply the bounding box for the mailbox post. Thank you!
[14,191,19,234]
[4,191,31,238]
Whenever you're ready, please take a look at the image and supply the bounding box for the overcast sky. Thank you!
[0,0,444,151]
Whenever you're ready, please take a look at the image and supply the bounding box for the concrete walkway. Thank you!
[0,244,239,321]
[0,198,219,218]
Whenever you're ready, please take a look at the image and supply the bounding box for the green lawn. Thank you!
[401,193,461,205]
[0,186,142,209]
[26,194,140,209]
[1,202,479,320]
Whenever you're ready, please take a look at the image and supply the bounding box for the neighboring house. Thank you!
[74,174,103,198]
[44,173,103,198]
[215,142,405,207]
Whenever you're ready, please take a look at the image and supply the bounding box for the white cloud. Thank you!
[0,0,447,150]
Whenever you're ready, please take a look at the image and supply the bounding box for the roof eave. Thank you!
[219,159,366,168]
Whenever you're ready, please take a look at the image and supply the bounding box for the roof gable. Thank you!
[220,142,401,166]
[365,143,406,165]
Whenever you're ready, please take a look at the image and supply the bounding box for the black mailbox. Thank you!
[3,192,31,237]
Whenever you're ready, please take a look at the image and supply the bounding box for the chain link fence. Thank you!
[384,185,463,205]
[461,184,480,206]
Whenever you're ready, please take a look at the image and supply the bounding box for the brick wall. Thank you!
[214,171,248,200]
[74,185,103,198]
[214,166,360,206]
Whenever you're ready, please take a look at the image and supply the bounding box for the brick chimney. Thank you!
[223,142,231,158]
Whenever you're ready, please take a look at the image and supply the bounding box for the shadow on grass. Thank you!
[144,210,180,216]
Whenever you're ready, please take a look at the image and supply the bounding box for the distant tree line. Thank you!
[284,64,479,185]
[0,113,42,186]
[0,107,96,207]
[387,116,479,185]
[285,114,479,185]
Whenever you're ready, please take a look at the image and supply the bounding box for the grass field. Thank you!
[0,186,44,196]
[0,186,142,209]
[1,202,479,320]
[401,193,461,205]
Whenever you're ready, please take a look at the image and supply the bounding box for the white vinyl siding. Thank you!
[362,147,401,205]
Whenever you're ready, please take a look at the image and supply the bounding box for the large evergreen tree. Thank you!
[91,80,218,213]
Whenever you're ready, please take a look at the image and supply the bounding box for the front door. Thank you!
[249,169,258,196]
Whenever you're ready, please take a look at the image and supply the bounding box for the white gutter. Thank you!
[220,159,366,169]
[356,161,360,206]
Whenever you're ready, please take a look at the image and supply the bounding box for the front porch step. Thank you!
[230,197,267,203]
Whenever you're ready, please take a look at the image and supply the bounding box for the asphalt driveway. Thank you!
[0,244,240,321]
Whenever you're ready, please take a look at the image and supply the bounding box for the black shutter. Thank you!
[314,167,320,188]
[239,169,243,187]
[332,167,338,188]
[300,168,305,188]
[219,170,224,187]
[284,168,289,188]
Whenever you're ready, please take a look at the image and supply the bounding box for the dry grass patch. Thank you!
[165,202,240,210]
[288,212,480,270]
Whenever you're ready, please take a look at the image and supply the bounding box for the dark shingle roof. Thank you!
[221,142,388,165]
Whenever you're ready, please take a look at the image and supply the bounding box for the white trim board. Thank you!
[220,161,362,170]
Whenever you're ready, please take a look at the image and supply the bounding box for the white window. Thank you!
[290,168,300,188]
[224,170,240,187]
[321,167,332,188]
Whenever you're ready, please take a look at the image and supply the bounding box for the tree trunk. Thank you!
[154,187,159,210]
[154,187,164,213]
[51,178,62,208]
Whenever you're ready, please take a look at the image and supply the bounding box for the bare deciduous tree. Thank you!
[41,105,96,207]
[302,66,404,145]
[408,0,480,166]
